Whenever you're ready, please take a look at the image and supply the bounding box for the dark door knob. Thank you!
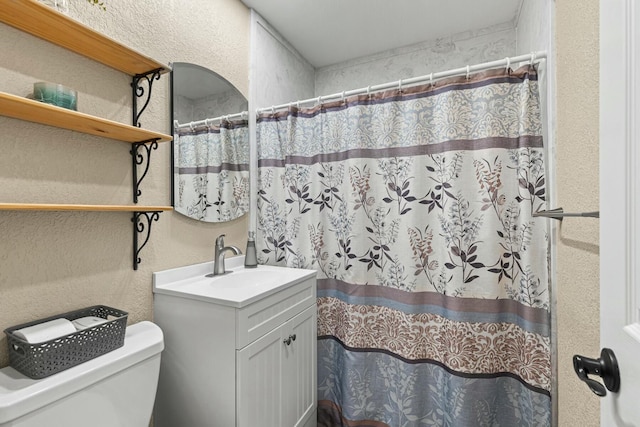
[573,348,620,396]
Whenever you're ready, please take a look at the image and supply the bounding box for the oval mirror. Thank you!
[171,62,249,222]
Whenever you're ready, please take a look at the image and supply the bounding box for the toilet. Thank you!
[0,321,163,427]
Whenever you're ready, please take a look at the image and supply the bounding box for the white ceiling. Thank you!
[241,0,523,68]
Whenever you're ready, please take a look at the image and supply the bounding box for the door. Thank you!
[600,0,640,424]
[237,325,285,427]
[237,305,317,427]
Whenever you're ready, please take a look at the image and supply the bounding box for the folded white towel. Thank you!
[72,316,108,330]
[13,318,76,343]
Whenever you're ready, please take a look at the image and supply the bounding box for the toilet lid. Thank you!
[0,321,163,423]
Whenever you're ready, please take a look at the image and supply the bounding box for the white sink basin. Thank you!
[152,255,317,308]
[204,269,282,288]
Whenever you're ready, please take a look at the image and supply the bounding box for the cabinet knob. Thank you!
[283,334,296,346]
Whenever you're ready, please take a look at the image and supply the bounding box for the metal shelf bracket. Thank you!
[132,211,162,270]
[129,68,166,270]
[130,138,160,203]
[131,68,163,128]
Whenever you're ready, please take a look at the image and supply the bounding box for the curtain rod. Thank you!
[174,111,248,131]
[257,51,547,114]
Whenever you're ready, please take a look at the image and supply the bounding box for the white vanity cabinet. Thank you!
[153,259,317,427]
[237,304,316,427]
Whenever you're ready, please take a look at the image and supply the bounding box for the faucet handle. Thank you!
[215,234,226,248]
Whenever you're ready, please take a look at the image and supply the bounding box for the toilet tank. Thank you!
[0,321,164,427]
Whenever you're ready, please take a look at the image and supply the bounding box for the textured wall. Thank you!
[517,0,552,55]
[252,17,517,110]
[0,0,250,368]
[314,23,516,97]
[556,0,600,425]
[252,14,315,110]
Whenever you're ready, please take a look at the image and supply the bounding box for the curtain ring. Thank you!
[367,86,371,98]
[466,65,470,80]
[317,96,322,106]
[398,79,403,92]
[530,52,537,65]
[189,122,195,131]
[429,73,434,88]
[296,101,301,109]
[271,106,276,115]
[341,91,346,103]
[505,57,511,73]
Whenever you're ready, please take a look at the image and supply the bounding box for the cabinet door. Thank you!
[237,325,285,427]
[282,305,317,427]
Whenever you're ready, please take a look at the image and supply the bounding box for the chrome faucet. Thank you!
[210,234,242,276]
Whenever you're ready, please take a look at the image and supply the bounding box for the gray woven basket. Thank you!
[4,305,128,379]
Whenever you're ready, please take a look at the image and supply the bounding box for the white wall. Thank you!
[517,0,553,54]
[251,13,315,110]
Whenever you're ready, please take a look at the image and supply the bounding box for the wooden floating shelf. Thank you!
[0,203,173,212]
[1,0,173,270]
[0,92,172,143]
[0,0,171,76]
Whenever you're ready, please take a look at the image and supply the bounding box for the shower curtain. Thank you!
[257,65,550,426]
[174,119,249,222]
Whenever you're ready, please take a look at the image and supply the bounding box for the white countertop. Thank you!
[153,256,317,308]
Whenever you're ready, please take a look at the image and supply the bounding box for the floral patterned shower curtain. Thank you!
[174,118,249,222]
[257,66,550,426]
